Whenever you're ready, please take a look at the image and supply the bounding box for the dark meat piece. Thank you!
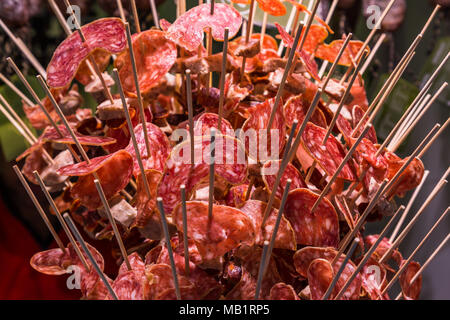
[232,39,260,58]
[95,99,125,121]
[262,58,306,74]
[171,53,239,74]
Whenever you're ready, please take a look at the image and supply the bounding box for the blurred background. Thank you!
[0,0,448,299]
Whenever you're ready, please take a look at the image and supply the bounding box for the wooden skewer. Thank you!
[116,0,126,22]
[322,51,367,145]
[379,169,449,265]
[37,75,90,162]
[254,241,270,300]
[33,171,89,271]
[390,82,448,152]
[185,70,195,166]
[322,237,360,300]
[392,93,432,148]
[333,205,405,300]
[64,0,115,104]
[0,72,34,107]
[310,124,372,213]
[113,69,152,200]
[13,165,65,252]
[208,128,216,221]
[149,0,159,29]
[217,27,229,130]
[180,185,190,276]
[389,170,430,243]
[317,0,340,78]
[48,0,72,35]
[353,34,422,137]
[277,0,300,56]
[395,233,450,300]
[130,0,141,33]
[0,95,35,145]
[240,0,256,83]
[260,12,269,49]
[156,198,181,300]
[0,18,46,78]
[266,23,304,134]
[94,179,131,271]
[380,207,450,297]
[418,117,450,158]
[63,213,118,300]
[262,88,323,225]
[360,33,387,75]
[263,179,292,272]
[125,23,151,156]
[297,0,320,53]
[333,179,389,266]
[375,52,449,155]
[380,123,441,198]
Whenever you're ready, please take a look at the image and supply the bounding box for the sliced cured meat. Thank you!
[364,235,403,271]
[58,150,133,209]
[157,135,247,215]
[399,260,422,300]
[256,0,286,16]
[360,258,387,300]
[283,94,327,129]
[261,160,306,200]
[239,200,296,250]
[124,122,170,176]
[285,188,339,247]
[47,18,126,88]
[352,105,377,144]
[166,3,242,52]
[30,248,70,276]
[285,0,334,33]
[225,184,249,208]
[241,98,286,161]
[133,169,162,229]
[172,201,255,260]
[115,30,177,97]
[301,122,356,181]
[193,112,234,136]
[315,40,367,67]
[75,49,112,86]
[269,283,300,300]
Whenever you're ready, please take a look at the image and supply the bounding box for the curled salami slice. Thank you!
[193,112,234,136]
[240,97,286,161]
[112,270,145,300]
[118,252,146,277]
[166,3,242,52]
[274,23,320,81]
[30,248,70,275]
[82,270,113,300]
[283,94,327,129]
[364,235,403,271]
[301,122,356,181]
[256,0,286,16]
[157,135,247,215]
[352,105,377,144]
[307,258,334,300]
[47,18,126,88]
[172,201,255,260]
[144,263,194,300]
[58,150,133,209]
[315,40,367,67]
[269,283,300,300]
[261,160,306,200]
[285,188,340,247]
[239,200,296,250]
[134,169,162,229]
[115,30,177,97]
[399,260,422,300]
[225,184,250,208]
[384,152,425,198]
[360,258,387,300]
[124,122,170,176]
[293,246,338,278]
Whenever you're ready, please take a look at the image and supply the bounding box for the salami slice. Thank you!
[134,169,162,229]
[269,282,300,300]
[47,18,126,88]
[284,188,340,247]
[112,270,145,300]
[307,258,334,300]
[239,200,296,250]
[124,122,170,176]
[301,122,356,181]
[157,135,247,215]
[293,246,338,278]
[172,201,255,260]
[364,235,403,271]
[115,30,177,97]
[315,40,367,67]
[30,248,70,275]
[166,3,242,52]
[283,94,327,129]
[360,258,387,300]
[241,97,286,161]
[285,0,334,33]
[58,150,133,209]
[261,160,306,200]
[352,105,377,144]
[225,184,250,208]
[193,112,234,136]
[399,260,422,300]
[256,0,286,16]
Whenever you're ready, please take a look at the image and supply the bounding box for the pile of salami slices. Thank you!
[21,3,427,300]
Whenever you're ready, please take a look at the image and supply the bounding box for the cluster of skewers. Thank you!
[0,0,448,300]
